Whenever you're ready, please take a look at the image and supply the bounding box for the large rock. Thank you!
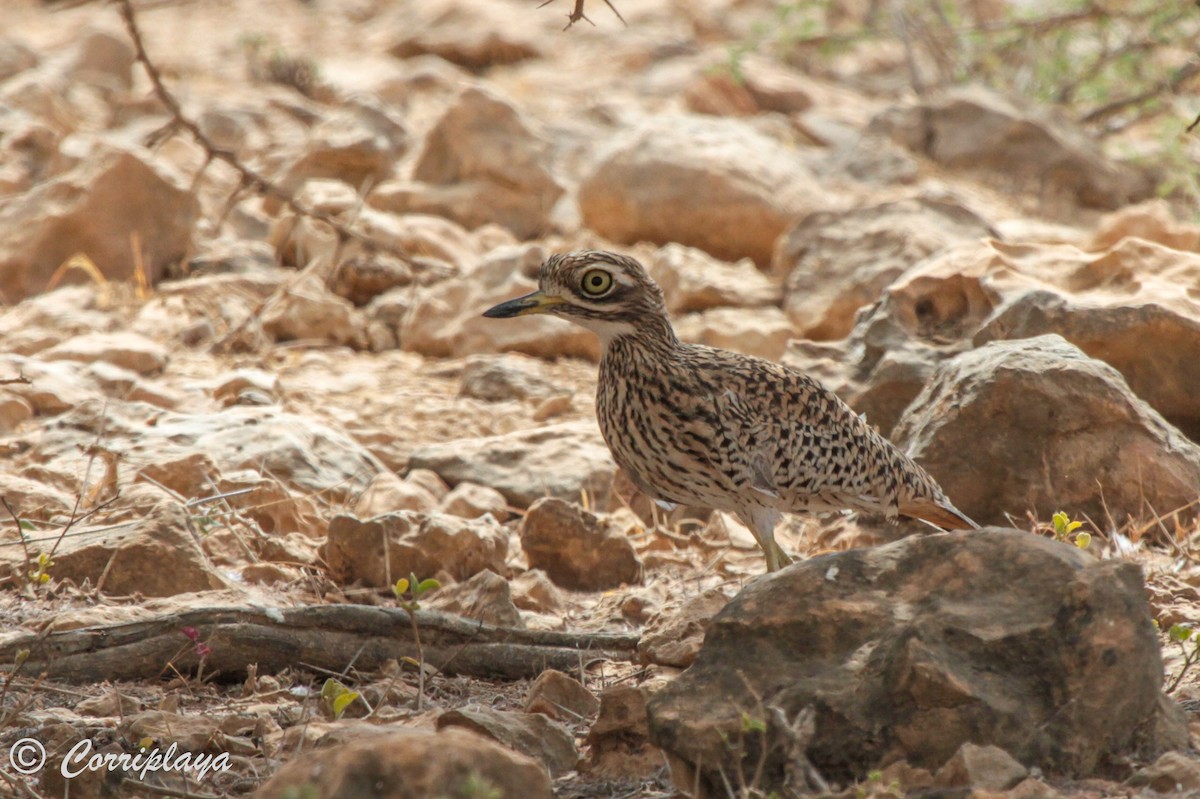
[408,422,615,509]
[578,114,815,266]
[648,244,781,314]
[32,502,229,597]
[267,102,408,214]
[969,239,1200,441]
[520,498,642,591]
[773,198,995,340]
[427,569,522,626]
[40,331,167,375]
[325,511,507,585]
[871,86,1153,212]
[386,0,542,70]
[437,707,578,777]
[29,403,383,502]
[675,306,794,361]
[786,235,1200,440]
[376,88,563,238]
[648,530,1185,794]
[894,335,1200,527]
[254,727,552,799]
[458,353,563,402]
[636,588,730,668]
[0,146,199,303]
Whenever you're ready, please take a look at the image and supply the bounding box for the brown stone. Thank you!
[520,498,642,591]
[324,511,507,586]
[437,707,578,777]
[524,668,600,721]
[648,530,1183,793]
[254,727,552,799]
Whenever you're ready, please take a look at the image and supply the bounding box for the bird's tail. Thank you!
[902,497,979,531]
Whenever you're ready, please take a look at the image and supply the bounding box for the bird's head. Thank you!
[483,250,675,347]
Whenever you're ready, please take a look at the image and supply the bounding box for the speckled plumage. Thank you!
[484,250,977,571]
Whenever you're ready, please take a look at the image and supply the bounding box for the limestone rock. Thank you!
[520,498,642,590]
[427,570,522,627]
[47,502,228,597]
[61,29,133,90]
[975,286,1200,443]
[871,86,1153,211]
[386,0,542,70]
[121,407,382,500]
[386,88,563,238]
[648,243,780,314]
[524,669,600,721]
[0,392,33,433]
[648,530,1183,792]
[439,481,509,521]
[325,511,507,585]
[585,686,663,779]
[1127,751,1200,793]
[932,743,1028,791]
[578,114,815,266]
[354,471,439,517]
[675,306,794,361]
[459,354,562,402]
[894,335,1200,526]
[1088,200,1200,253]
[510,569,565,614]
[40,331,168,375]
[254,727,552,799]
[408,422,615,509]
[261,274,368,348]
[437,707,577,777]
[0,356,101,416]
[267,102,408,214]
[0,146,198,303]
[773,198,995,340]
[637,588,730,668]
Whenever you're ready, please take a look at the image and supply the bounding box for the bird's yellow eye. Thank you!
[580,269,613,297]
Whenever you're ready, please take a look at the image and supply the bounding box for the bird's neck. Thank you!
[599,315,681,361]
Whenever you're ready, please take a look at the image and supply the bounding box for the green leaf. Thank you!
[331,690,359,719]
[416,578,441,596]
[1074,532,1092,549]
[1169,624,1193,643]
[392,578,409,598]
[740,711,766,734]
[17,520,35,532]
[1066,520,1083,534]
[321,677,348,704]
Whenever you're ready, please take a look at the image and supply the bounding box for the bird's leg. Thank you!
[741,508,792,573]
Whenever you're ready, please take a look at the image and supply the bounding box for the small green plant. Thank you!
[1051,511,1091,549]
[28,552,53,586]
[856,769,904,799]
[393,573,440,711]
[741,710,767,734]
[392,574,441,610]
[1165,623,1199,693]
[320,678,361,720]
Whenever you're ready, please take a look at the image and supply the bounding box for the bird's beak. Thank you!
[482,290,565,318]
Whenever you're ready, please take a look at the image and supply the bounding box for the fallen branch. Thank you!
[0,604,638,682]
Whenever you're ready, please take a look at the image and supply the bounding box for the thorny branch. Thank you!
[115,0,392,253]
[538,0,626,30]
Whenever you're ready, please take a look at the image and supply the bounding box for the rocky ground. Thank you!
[2,0,1200,797]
